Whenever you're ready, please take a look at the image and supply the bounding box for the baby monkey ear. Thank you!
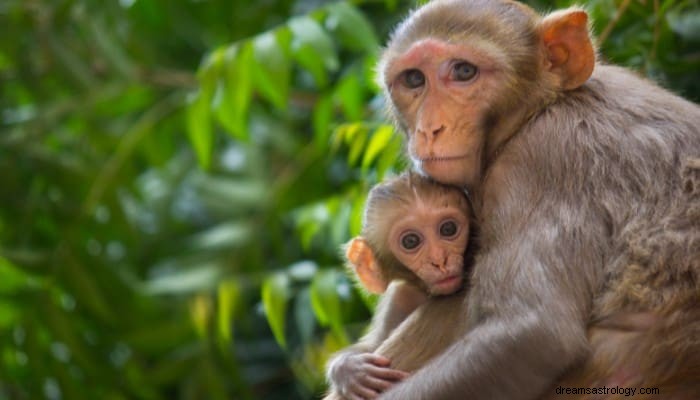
[539,8,595,90]
[346,237,388,294]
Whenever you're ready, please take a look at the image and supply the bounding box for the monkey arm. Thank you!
[354,281,431,352]
[326,281,426,397]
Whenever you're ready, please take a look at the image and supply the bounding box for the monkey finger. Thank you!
[361,375,398,393]
[350,385,379,400]
[366,365,410,381]
[363,354,391,367]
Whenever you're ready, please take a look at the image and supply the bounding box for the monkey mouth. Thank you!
[434,274,463,294]
[420,154,470,163]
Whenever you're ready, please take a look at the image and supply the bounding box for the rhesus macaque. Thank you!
[361,0,700,399]
[324,172,472,400]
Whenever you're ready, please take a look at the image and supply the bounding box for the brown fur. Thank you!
[365,0,700,399]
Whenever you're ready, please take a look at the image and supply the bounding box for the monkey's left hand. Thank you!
[329,352,409,400]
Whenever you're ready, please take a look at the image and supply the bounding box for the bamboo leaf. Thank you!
[187,84,215,170]
[334,72,364,121]
[217,280,240,345]
[190,294,212,339]
[253,29,292,110]
[262,273,291,349]
[313,93,334,148]
[215,43,254,140]
[348,127,369,166]
[362,125,395,171]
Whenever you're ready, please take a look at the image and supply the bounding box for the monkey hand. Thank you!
[329,352,409,400]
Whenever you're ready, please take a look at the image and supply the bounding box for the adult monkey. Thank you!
[364,0,700,399]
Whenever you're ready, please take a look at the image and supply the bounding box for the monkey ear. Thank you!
[539,9,595,90]
[346,237,388,294]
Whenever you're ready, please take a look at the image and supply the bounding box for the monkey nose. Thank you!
[432,125,445,137]
[430,261,446,272]
[418,125,445,141]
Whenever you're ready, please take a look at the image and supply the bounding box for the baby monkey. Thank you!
[325,172,472,400]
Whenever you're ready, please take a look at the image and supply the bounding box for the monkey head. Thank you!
[345,172,471,296]
[378,0,595,188]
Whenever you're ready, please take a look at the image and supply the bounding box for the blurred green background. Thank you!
[0,0,698,399]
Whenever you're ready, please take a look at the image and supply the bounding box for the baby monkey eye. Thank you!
[451,61,477,81]
[400,232,422,250]
[439,220,459,238]
[401,69,425,89]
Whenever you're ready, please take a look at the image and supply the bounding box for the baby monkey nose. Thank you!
[431,124,445,137]
[430,260,447,272]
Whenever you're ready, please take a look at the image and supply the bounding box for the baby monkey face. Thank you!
[388,205,469,295]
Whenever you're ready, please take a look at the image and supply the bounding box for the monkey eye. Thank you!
[451,61,478,82]
[401,69,425,89]
[439,220,459,238]
[400,232,422,250]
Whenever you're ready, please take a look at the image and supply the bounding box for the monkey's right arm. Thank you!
[326,281,425,400]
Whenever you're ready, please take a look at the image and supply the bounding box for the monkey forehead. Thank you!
[392,202,469,229]
[378,0,541,86]
[389,0,538,45]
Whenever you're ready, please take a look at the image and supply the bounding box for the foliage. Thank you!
[0,0,698,399]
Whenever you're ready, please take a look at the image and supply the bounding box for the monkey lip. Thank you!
[420,154,470,163]
[434,275,463,292]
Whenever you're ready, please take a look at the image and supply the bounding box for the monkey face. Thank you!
[383,38,507,188]
[387,204,469,296]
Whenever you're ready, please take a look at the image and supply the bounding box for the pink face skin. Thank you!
[387,202,470,296]
[384,38,504,187]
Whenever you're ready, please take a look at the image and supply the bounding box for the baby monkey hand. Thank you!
[330,353,409,400]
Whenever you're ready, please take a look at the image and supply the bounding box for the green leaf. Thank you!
[187,75,216,170]
[310,269,347,343]
[334,72,364,121]
[191,176,269,208]
[295,202,330,250]
[190,294,212,339]
[217,280,240,345]
[313,93,334,148]
[349,192,366,237]
[325,2,380,53]
[331,200,351,248]
[185,222,254,251]
[145,264,222,295]
[376,134,404,179]
[215,43,254,140]
[348,127,369,166]
[332,122,362,152]
[293,288,316,345]
[262,273,291,349]
[252,29,292,110]
[288,16,339,87]
[362,125,396,171]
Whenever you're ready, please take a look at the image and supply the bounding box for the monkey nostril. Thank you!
[432,125,445,137]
